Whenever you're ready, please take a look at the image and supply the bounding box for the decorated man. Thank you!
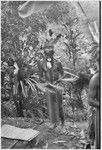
[38,41,64,129]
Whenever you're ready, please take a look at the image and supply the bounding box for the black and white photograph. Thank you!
[1,1,101,149]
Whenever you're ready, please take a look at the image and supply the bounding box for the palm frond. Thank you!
[25,79,35,91]
[20,80,28,98]
[29,77,37,84]
[25,78,37,96]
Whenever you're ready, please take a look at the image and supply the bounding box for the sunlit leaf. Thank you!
[25,79,37,95]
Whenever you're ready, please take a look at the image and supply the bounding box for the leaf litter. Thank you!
[1,117,88,149]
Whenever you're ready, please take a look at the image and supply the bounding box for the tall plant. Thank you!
[63,17,81,70]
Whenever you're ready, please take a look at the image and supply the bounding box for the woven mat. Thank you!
[1,124,39,141]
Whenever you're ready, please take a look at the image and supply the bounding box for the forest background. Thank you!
[1,1,99,148]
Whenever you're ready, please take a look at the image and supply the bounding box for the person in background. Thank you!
[38,44,64,129]
[88,50,100,149]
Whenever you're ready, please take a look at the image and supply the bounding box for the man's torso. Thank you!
[41,59,62,82]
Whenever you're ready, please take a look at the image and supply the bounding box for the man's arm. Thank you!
[88,74,100,108]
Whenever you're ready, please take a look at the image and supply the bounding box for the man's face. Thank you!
[45,48,54,61]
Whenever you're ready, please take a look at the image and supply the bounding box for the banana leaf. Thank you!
[18,1,55,18]
[72,1,99,43]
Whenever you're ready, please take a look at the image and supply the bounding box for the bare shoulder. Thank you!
[89,72,99,88]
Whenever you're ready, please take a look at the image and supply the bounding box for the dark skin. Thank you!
[38,49,64,126]
[88,72,100,108]
[39,49,64,83]
[88,55,100,148]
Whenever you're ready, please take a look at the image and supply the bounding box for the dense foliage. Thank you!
[1,1,97,121]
